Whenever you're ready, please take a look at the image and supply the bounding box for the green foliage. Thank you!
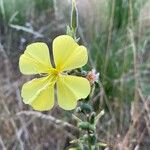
[108,0,147,30]
[72,103,105,149]
[0,0,53,25]
[89,0,149,112]
[92,31,135,104]
[34,0,53,11]
[0,0,30,25]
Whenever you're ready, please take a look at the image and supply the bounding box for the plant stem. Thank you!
[87,131,92,150]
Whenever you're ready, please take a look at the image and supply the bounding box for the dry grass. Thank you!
[0,0,150,149]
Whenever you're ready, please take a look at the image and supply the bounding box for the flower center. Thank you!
[48,68,59,76]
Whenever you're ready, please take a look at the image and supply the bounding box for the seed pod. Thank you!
[71,0,78,30]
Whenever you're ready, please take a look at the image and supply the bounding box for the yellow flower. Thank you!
[19,35,91,111]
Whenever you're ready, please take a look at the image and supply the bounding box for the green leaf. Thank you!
[78,122,95,131]
[96,142,107,147]
[95,110,105,124]
[72,114,82,122]
[69,147,80,150]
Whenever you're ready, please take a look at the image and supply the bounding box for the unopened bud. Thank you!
[71,0,78,30]
[80,103,92,113]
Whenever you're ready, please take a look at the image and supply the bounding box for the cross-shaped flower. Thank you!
[19,35,91,111]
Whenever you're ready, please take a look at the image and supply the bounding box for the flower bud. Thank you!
[71,0,78,30]
[80,103,92,113]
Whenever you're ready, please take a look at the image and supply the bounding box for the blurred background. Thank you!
[0,0,150,149]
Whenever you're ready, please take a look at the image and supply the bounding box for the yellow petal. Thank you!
[53,35,88,71]
[57,75,91,110]
[21,76,55,111]
[19,42,52,75]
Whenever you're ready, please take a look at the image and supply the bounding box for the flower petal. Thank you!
[57,75,91,110]
[21,76,55,111]
[19,42,52,75]
[53,35,88,71]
